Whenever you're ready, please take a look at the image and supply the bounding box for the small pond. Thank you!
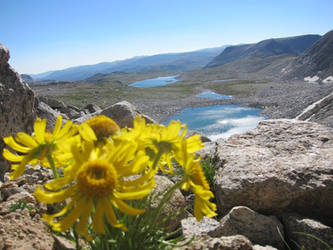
[196,90,232,100]
[129,75,179,88]
[163,104,266,141]
[211,78,238,83]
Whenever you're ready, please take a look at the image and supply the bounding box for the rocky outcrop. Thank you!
[282,29,333,80]
[35,101,60,129]
[102,101,156,128]
[152,175,186,232]
[0,166,55,249]
[282,214,333,249]
[181,216,220,238]
[214,119,333,225]
[296,91,333,127]
[180,235,253,250]
[0,43,36,180]
[209,206,284,249]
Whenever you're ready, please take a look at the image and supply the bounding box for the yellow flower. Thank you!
[84,115,120,140]
[180,142,217,221]
[2,116,76,179]
[35,139,155,241]
[192,184,217,221]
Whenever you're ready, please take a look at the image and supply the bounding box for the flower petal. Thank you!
[2,148,24,162]
[112,196,145,216]
[78,123,97,142]
[51,198,84,232]
[15,132,38,148]
[44,176,72,190]
[114,178,155,200]
[52,116,63,138]
[3,136,30,153]
[56,120,74,139]
[35,185,76,204]
[8,156,30,179]
[92,199,106,234]
[103,199,127,231]
[76,199,93,241]
[186,134,204,153]
[34,118,46,143]
[43,198,76,223]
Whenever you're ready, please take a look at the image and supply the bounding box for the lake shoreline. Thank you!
[134,80,333,126]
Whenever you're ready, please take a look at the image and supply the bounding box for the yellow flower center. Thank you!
[77,160,118,199]
[86,115,120,139]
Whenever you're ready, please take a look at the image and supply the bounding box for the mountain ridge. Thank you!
[29,46,227,81]
[205,34,321,69]
[282,30,333,80]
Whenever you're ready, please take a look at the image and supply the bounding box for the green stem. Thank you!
[151,150,163,171]
[72,226,81,250]
[152,179,185,226]
[47,153,58,179]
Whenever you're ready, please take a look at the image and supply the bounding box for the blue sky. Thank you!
[2,0,333,74]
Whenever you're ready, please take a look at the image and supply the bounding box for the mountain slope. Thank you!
[206,34,321,68]
[282,30,333,80]
[31,46,226,81]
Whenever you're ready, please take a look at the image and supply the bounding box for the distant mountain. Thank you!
[206,34,321,68]
[21,74,34,83]
[282,30,333,81]
[30,46,227,81]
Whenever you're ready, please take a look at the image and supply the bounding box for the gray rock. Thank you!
[214,119,333,225]
[180,235,253,250]
[59,106,81,119]
[102,101,156,128]
[181,216,220,238]
[35,101,59,129]
[253,245,278,250]
[296,91,333,127]
[74,111,102,124]
[67,105,81,112]
[84,103,102,113]
[0,181,24,201]
[209,206,284,249]
[152,175,186,232]
[38,96,65,109]
[53,235,75,250]
[282,214,333,250]
[0,43,36,180]
[197,141,217,159]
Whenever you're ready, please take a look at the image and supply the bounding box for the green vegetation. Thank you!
[201,157,217,190]
[32,71,275,110]
[9,200,37,212]
[88,187,190,250]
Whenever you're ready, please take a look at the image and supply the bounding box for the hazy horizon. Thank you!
[2,0,333,74]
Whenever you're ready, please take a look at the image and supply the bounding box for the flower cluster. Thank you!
[3,114,217,241]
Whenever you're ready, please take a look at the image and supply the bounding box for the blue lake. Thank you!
[129,75,179,88]
[163,105,266,141]
[196,90,232,100]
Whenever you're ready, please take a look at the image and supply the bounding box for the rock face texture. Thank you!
[180,234,253,250]
[282,214,333,250]
[296,91,333,127]
[0,43,36,180]
[181,216,220,238]
[282,29,333,80]
[102,101,156,128]
[214,119,333,226]
[152,175,186,232]
[209,206,284,249]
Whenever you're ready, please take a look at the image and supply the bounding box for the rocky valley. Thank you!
[1,28,333,249]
